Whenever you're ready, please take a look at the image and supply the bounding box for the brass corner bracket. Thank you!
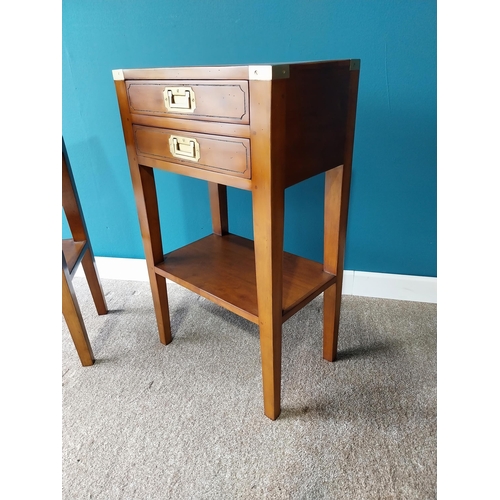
[249,65,290,81]
[349,60,361,71]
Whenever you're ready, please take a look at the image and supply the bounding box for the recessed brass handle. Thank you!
[163,86,196,113]
[168,135,200,162]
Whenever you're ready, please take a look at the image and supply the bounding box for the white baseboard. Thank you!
[77,257,436,304]
[78,257,150,282]
[342,270,436,303]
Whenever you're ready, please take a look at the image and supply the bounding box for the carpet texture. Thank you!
[62,278,436,499]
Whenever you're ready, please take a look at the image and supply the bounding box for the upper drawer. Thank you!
[126,80,249,124]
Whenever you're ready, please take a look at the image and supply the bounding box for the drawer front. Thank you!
[126,80,249,124]
[133,125,251,178]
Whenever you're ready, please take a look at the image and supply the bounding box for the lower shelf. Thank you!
[62,239,87,276]
[154,233,336,324]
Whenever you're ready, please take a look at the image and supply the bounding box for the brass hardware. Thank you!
[249,65,290,80]
[168,135,200,162]
[163,86,196,113]
[350,59,361,71]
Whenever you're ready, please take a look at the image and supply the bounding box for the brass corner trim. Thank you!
[249,65,290,81]
[112,69,124,80]
[349,59,361,71]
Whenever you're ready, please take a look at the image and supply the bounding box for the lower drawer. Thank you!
[133,125,251,179]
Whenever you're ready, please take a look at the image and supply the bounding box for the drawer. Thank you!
[133,125,251,178]
[126,80,249,124]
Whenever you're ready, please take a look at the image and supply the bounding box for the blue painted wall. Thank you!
[62,0,436,277]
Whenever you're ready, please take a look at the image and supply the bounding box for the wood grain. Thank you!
[208,183,228,236]
[113,60,360,419]
[62,239,87,276]
[63,263,94,366]
[62,138,108,365]
[133,125,251,178]
[249,78,288,420]
[126,80,249,124]
[284,61,352,187]
[130,114,251,139]
[135,154,252,191]
[114,79,172,345]
[154,234,335,325]
[323,66,360,361]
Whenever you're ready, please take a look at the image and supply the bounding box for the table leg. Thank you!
[134,164,172,345]
[323,163,352,361]
[62,265,94,366]
[114,77,172,345]
[323,67,359,361]
[252,184,284,420]
[81,248,108,316]
[208,182,228,236]
[323,166,343,361]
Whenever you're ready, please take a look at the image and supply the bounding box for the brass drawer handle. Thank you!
[163,86,196,113]
[168,135,200,162]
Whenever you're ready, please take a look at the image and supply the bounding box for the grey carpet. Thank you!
[62,278,437,500]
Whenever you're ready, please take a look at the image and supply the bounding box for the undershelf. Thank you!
[154,233,336,324]
[62,239,87,275]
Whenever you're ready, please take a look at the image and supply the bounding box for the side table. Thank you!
[62,138,108,366]
[113,60,360,419]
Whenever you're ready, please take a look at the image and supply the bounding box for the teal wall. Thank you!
[62,0,436,277]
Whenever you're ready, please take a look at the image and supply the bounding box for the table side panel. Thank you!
[284,63,352,187]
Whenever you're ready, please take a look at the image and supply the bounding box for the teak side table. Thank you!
[62,138,108,366]
[113,60,360,420]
